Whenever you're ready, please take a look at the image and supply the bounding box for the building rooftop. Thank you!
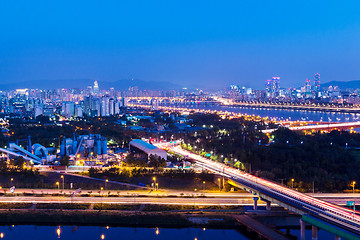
[129,139,167,160]
[129,139,158,152]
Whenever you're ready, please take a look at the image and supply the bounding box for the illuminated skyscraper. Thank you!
[314,73,320,92]
[93,80,99,94]
[265,77,280,98]
[272,77,280,95]
[305,79,311,92]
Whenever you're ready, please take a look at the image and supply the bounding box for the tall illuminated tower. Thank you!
[93,80,99,94]
[305,79,311,92]
[265,77,280,99]
[314,73,320,92]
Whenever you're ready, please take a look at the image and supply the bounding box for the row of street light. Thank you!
[290,178,357,193]
[55,175,64,190]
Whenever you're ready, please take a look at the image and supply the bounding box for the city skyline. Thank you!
[1,2,360,239]
[2,1,360,89]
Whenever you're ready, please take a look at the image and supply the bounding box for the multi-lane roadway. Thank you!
[158,143,360,234]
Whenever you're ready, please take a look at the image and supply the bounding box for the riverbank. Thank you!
[0,209,238,228]
[227,103,360,113]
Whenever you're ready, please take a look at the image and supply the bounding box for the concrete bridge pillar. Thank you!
[265,200,271,210]
[300,219,306,240]
[253,197,259,210]
[260,198,271,210]
[312,225,318,240]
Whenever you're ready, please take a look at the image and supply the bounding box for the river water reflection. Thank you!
[0,225,339,240]
[157,103,360,122]
[0,225,251,240]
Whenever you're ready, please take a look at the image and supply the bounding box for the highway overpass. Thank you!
[158,143,360,240]
[262,121,360,134]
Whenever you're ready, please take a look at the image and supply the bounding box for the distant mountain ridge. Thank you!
[0,79,182,91]
[321,80,360,89]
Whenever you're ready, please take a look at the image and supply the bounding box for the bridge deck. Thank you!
[234,214,290,240]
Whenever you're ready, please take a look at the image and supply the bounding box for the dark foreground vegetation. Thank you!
[88,167,218,190]
[184,113,360,192]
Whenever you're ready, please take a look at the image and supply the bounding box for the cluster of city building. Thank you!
[0,81,189,119]
[228,73,360,104]
[1,75,360,120]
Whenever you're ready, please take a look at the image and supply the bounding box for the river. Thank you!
[153,103,360,122]
[0,225,339,239]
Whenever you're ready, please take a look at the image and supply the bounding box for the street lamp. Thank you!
[105,179,108,190]
[291,178,294,189]
[353,181,356,193]
[56,182,59,190]
[155,183,158,191]
[10,178,13,186]
[218,178,221,192]
[61,175,64,190]
[153,177,156,191]
[194,188,197,208]
[203,181,206,191]
[100,187,104,210]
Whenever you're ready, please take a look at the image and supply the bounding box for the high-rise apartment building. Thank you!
[314,73,320,93]
[93,80,100,95]
[265,77,280,98]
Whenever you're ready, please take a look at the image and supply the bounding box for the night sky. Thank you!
[1,0,360,89]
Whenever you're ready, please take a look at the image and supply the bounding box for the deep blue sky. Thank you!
[1,0,360,89]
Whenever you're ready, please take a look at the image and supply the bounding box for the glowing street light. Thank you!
[153,177,156,191]
[101,234,105,240]
[105,179,109,190]
[353,181,356,193]
[193,188,197,208]
[291,178,294,189]
[100,187,104,210]
[203,181,206,191]
[61,175,64,190]
[218,178,221,192]
[56,182,59,190]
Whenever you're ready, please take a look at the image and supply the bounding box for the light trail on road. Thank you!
[157,143,360,232]
[0,196,246,206]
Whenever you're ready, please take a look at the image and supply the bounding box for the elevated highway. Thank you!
[158,143,360,239]
[126,96,218,104]
[262,121,360,133]
[217,98,360,113]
